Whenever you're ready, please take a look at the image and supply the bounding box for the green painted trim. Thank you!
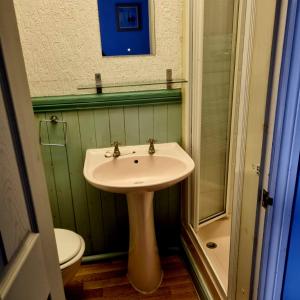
[181,237,212,300]
[32,89,182,112]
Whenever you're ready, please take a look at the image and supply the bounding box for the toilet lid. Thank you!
[54,229,82,265]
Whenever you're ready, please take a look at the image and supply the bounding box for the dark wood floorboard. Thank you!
[65,255,200,300]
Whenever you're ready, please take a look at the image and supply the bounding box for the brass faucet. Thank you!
[148,138,155,155]
[112,141,121,158]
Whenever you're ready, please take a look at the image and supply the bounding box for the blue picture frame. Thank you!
[97,0,151,56]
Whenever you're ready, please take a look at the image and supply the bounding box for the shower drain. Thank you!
[206,242,218,249]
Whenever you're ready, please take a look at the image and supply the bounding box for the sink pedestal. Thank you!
[127,191,163,294]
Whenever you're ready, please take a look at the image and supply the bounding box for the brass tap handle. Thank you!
[148,138,156,155]
[147,138,156,144]
[111,141,121,146]
[112,141,121,158]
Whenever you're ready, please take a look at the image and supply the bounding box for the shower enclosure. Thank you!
[188,0,241,296]
[186,0,279,298]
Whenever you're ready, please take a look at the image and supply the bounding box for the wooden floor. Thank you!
[65,255,200,300]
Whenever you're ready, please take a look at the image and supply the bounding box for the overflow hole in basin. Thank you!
[134,160,139,164]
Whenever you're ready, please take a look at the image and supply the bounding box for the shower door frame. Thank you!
[189,0,242,228]
[187,0,248,296]
[190,0,241,229]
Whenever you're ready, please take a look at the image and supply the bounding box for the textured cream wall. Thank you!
[14,0,184,97]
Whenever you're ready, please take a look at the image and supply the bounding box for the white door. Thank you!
[0,1,65,299]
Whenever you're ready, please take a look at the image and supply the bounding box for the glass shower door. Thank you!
[198,0,237,222]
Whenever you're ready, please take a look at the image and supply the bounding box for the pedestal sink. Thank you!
[83,142,194,293]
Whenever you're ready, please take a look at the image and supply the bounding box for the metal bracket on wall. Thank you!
[95,73,102,94]
[39,115,67,147]
[166,69,172,90]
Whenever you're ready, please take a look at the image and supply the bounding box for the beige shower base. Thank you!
[197,217,231,293]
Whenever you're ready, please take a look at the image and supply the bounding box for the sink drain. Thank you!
[206,242,217,249]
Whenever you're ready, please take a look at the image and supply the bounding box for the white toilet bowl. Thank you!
[54,228,85,285]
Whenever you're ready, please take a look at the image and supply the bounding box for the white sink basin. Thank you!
[84,142,194,193]
[83,142,194,294]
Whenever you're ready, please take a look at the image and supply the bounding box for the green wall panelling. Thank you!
[78,110,105,253]
[36,114,61,228]
[114,193,129,251]
[154,105,168,143]
[139,106,154,143]
[154,185,181,249]
[94,109,110,147]
[167,104,182,143]
[93,109,121,252]
[168,184,182,246]
[124,107,139,145]
[100,191,119,252]
[109,108,126,145]
[154,189,170,249]
[34,90,183,256]
[46,112,76,231]
[63,112,92,253]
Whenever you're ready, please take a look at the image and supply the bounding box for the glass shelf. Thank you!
[77,79,188,90]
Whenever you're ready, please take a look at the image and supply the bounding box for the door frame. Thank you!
[0,1,65,299]
[189,0,204,229]
[251,0,289,298]
[228,0,278,298]
[258,0,300,298]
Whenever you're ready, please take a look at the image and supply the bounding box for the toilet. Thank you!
[54,228,85,285]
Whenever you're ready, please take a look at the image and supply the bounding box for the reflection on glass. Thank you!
[116,4,141,31]
[198,0,236,222]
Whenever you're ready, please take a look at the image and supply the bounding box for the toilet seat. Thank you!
[54,228,83,265]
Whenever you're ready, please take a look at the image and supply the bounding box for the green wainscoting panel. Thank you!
[124,107,139,145]
[114,193,128,251]
[78,110,105,253]
[139,106,154,143]
[167,104,182,142]
[154,105,168,143]
[154,189,170,249]
[94,109,110,147]
[36,114,61,228]
[34,90,182,256]
[109,108,126,145]
[46,112,76,231]
[63,111,92,253]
